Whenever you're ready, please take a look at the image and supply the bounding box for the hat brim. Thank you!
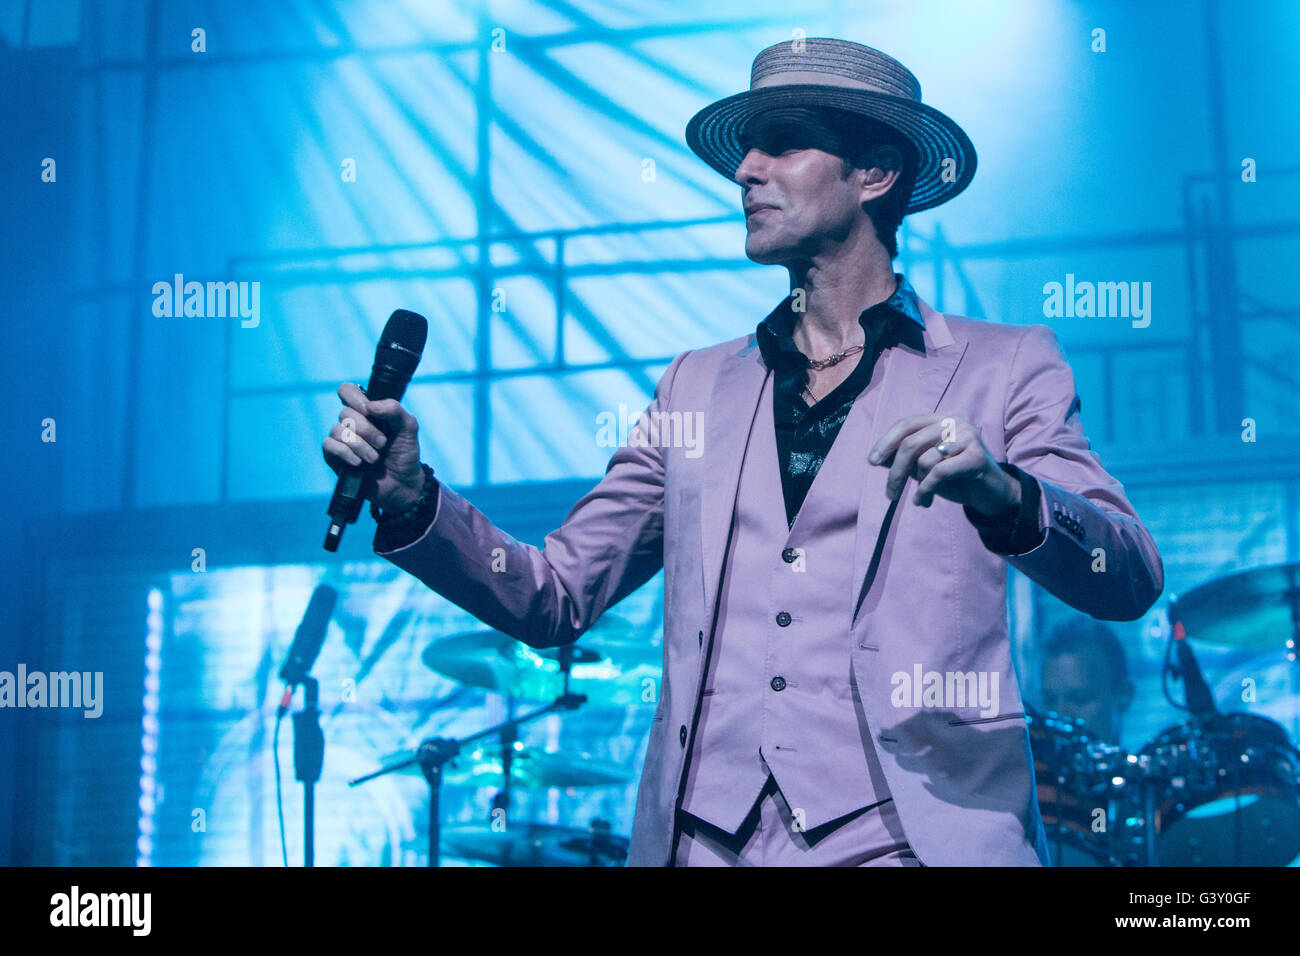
[685,85,977,214]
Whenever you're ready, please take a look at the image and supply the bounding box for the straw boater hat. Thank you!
[685,37,977,214]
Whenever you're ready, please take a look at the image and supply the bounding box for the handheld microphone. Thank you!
[324,309,428,551]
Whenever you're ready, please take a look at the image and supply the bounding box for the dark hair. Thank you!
[1041,619,1129,689]
[803,108,917,259]
[835,119,917,260]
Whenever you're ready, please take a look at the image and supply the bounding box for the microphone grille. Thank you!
[380,309,428,354]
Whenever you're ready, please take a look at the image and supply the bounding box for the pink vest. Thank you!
[680,370,892,834]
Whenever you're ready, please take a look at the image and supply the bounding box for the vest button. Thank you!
[781,547,798,563]
[776,611,792,627]
[679,725,687,747]
[770,676,787,692]
[697,629,703,646]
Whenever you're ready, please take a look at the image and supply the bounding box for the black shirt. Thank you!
[754,272,1043,554]
[755,272,926,528]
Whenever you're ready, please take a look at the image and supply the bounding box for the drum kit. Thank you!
[348,615,649,866]
[1032,562,1300,866]
[344,563,1300,866]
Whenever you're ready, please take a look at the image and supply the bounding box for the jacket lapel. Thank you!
[850,301,967,624]
[699,339,768,624]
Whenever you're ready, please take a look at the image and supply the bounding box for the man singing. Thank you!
[322,38,1163,866]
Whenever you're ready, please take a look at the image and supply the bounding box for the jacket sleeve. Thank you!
[998,325,1163,621]
[373,350,690,648]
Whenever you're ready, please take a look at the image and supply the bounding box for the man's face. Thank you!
[1040,652,1122,741]
[734,114,866,266]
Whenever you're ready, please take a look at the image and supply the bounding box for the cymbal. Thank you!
[421,616,661,707]
[379,744,631,789]
[442,821,629,867]
[1173,562,1300,650]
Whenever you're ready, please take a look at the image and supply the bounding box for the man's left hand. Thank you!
[868,413,1019,515]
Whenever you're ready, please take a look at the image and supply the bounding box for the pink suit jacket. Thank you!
[377,295,1164,866]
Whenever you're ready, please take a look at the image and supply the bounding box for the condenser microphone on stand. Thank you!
[1171,619,1218,717]
[277,584,338,867]
[324,309,428,552]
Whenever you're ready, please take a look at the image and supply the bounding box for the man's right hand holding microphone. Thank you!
[322,382,428,514]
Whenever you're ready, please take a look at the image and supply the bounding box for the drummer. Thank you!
[1038,619,1135,745]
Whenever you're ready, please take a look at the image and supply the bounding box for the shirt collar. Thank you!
[756,272,926,371]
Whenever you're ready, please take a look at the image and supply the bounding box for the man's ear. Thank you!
[860,171,902,208]
[859,144,904,204]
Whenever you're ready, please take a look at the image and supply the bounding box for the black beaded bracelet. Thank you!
[370,463,438,533]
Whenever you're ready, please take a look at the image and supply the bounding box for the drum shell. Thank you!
[1142,712,1300,867]
[1029,711,1136,866]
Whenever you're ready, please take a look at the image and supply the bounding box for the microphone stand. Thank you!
[350,691,586,866]
[290,677,325,867]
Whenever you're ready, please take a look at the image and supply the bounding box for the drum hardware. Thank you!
[1028,699,1300,867]
[375,743,632,790]
[1151,575,1300,865]
[1162,562,1300,654]
[351,612,656,866]
[419,616,660,708]
[1117,752,1160,867]
[1168,561,1300,746]
[1139,712,1300,866]
[1027,707,1139,866]
[350,643,589,867]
